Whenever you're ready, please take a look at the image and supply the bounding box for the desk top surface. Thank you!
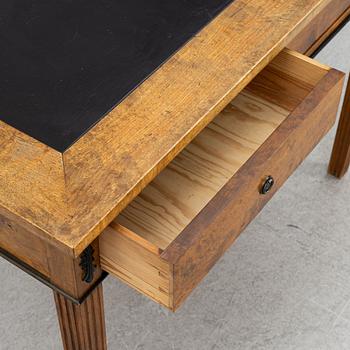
[0,0,330,256]
[0,0,232,151]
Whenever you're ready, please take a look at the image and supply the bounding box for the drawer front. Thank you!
[100,50,344,311]
[161,69,344,309]
[288,0,350,55]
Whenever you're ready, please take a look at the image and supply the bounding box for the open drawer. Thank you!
[99,49,344,311]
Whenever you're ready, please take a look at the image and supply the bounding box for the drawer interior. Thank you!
[113,50,329,251]
[100,49,333,309]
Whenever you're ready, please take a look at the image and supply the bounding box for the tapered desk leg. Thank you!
[54,284,107,350]
[329,78,350,178]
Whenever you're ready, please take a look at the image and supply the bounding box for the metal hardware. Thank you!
[0,246,108,305]
[80,245,95,283]
[261,175,274,195]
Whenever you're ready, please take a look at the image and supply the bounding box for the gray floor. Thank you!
[1,23,350,350]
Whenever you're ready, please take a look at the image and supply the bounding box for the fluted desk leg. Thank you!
[54,284,107,350]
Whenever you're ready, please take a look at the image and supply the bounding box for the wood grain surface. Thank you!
[114,50,328,250]
[329,78,350,178]
[0,210,104,297]
[165,68,344,309]
[116,94,287,249]
[288,0,350,55]
[100,224,172,308]
[0,0,335,257]
[54,285,107,350]
[100,50,344,310]
[289,2,350,176]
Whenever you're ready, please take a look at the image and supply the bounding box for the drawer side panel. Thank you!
[100,227,172,308]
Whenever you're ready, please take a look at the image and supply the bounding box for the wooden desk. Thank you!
[0,1,349,349]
